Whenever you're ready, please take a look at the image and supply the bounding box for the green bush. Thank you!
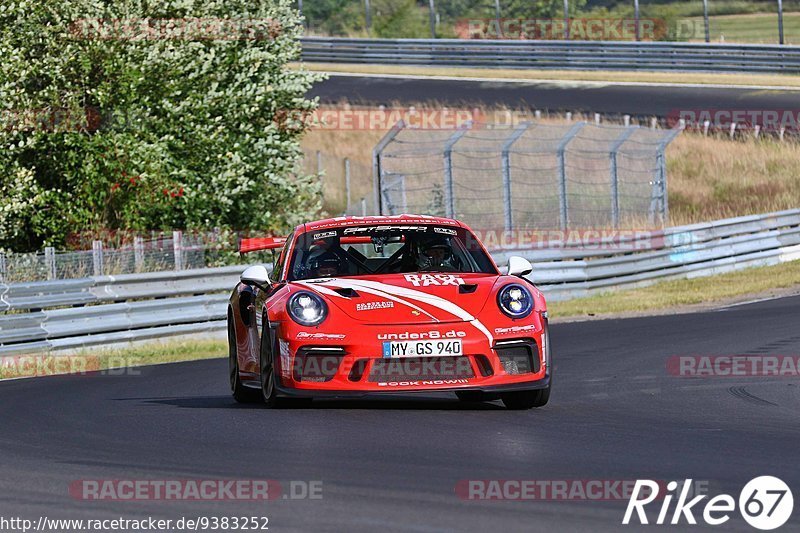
[306,0,366,35]
[374,0,434,37]
[0,0,322,252]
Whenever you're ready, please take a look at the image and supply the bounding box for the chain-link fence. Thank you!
[374,120,681,231]
[0,232,226,283]
[302,150,376,216]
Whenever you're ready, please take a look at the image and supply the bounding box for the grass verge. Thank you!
[549,260,800,319]
[297,62,800,89]
[0,339,226,380]
[689,12,800,44]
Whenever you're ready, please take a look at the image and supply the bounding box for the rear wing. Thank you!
[238,233,400,253]
[239,236,287,254]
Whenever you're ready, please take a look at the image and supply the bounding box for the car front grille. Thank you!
[494,340,539,375]
[293,347,345,382]
[367,356,475,382]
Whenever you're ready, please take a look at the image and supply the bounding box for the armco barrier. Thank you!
[0,265,243,312]
[1,209,799,355]
[300,38,800,74]
[0,294,228,356]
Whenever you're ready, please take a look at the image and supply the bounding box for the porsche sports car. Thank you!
[228,214,551,409]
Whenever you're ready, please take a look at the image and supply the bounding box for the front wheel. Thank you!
[259,326,313,408]
[259,325,280,408]
[229,319,260,403]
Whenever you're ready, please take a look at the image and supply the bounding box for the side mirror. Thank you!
[240,265,270,289]
[507,256,533,277]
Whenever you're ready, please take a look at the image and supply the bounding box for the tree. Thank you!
[305,0,364,35]
[0,0,322,251]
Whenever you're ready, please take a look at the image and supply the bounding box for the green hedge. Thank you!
[0,0,322,252]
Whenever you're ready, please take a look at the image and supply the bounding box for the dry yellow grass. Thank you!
[549,260,800,318]
[666,135,800,225]
[297,62,800,89]
[302,126,385,214]
[303,105,800,224]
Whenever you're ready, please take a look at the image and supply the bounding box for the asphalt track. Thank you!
[310,74,800,118]
[1,295,799,532]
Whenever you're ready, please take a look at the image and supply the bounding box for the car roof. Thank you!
[299,214,465,233]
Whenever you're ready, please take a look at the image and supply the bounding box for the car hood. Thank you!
[291,273,500,325]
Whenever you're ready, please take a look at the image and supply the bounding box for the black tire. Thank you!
[258,321,314,409]
[229,319,260,403]
[259,322,280,408]
[455,391,497,402]
[501,387,550,410]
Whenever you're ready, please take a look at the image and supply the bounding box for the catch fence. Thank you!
[374,120,681,231]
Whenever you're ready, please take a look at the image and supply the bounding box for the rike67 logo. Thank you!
[624,477,793,530]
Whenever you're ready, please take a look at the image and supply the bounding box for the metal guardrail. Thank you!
[300,37,800,74]
[491,208,800,264]
[514,208,800,299]
[0,267,243,355]
[0,266,243,312]
[0,295,228,355]
[1,208,799,355]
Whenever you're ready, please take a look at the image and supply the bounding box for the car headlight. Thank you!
[287,291,328,326]
[497,284,533,318]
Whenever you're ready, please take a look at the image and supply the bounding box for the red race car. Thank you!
[228,214,551,409]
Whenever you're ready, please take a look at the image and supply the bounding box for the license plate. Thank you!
[382,340,463,358]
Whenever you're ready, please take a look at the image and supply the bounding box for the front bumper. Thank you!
[275,374,550,399]
[275,321,549,395]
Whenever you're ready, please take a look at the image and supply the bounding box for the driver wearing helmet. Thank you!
[310,253,342,278]
[417,237,456,271]
[305,239,345,278]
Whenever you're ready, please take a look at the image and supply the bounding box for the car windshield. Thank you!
[287,224,497,281]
